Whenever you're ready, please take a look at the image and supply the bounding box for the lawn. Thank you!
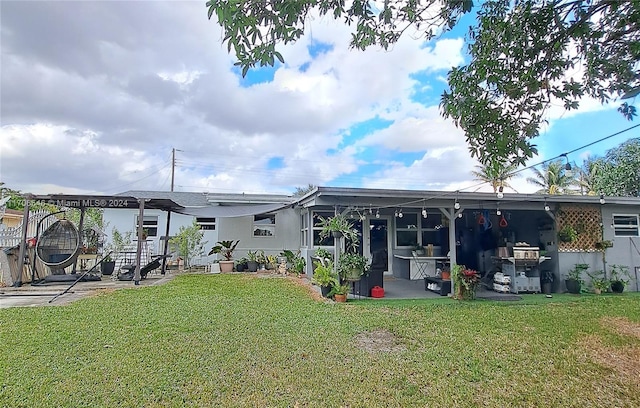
[1,274,639,407]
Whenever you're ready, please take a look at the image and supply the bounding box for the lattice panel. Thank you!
[556,204,602,252]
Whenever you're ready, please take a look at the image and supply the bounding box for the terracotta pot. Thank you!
[219,260,234,273]
[334,294,347,303]
[441,271,451,280]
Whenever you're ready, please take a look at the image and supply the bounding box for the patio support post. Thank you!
[71,207,86,274]
[15,199,30,287]
[440,207,460,296]
[134,199,146,285]
[161,211,171,275]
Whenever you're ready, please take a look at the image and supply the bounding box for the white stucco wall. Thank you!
[103,207,301,265]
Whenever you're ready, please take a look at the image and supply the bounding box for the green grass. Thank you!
[1,274,639,407]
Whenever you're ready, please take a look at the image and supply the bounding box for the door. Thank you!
[364,216,391,274]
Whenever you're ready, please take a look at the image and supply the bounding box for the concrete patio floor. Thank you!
[0,273,174,308]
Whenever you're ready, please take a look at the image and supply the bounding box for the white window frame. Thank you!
[612,214,639,237]
[196,217,216,230]
[253,214,276,237]
[300,212,309,247]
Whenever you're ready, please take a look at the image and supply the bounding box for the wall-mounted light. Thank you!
[454,200,460,210]
[394,209,398,218]
[544,199,550,212]
[599,194,605,205]
[422,207,427,218]
[497,191,504,199]
[398,208,403,218]
[457,213,463,218]
[375,209,380,219]
[496,204,501,216]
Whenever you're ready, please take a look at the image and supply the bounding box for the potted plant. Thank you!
[100,251,116,275]
[411,242,425,256]
[540,270,555,294]
[208,240,239,273]
[235,257,249,272]
[311,259,339,298]
[338,252,369,281]
[558,225,578,243]
[318,214,359,246]
[451,265,480,300]
[265,254,278,270]
[609,264,631,293]
[566,263,588,294]
[328,283,351,302]
[102,227,131,275]
[280,249,306,276]
[246,250,259,272]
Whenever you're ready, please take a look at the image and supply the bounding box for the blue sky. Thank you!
[1,1,637,196]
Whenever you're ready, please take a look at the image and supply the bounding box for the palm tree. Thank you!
[526,159,577,194]
[471,161,519,192]
[576,156,602,195]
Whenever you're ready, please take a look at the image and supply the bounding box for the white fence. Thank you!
[0,209,54,248]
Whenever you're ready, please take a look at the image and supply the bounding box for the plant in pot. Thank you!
[608,264,631,293]
[411,242,425,256]
[558,225,578,243]
[311,259,339,298]
[540,270,555,294]
[280,249,306,276]
[328,282,351,302]
[566,263,588,294]
[338,252,369,282]
[265,254,278,270]
[235,257,249,272]
[451,264,480,300]
[208,240,239,273]
[318,214,359,244]
[587,269,610,295]
[102,227,131,275]
[246,250,259,272]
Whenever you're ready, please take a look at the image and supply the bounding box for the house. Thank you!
[23,187,640,293]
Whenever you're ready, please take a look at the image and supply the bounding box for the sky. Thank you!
[1,1,638,197]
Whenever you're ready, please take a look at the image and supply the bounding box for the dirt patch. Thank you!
[579,317,640,387]
[285,275,326,302]
[355,329,406,353]
[580,335,640,387]
[601,316,640,339]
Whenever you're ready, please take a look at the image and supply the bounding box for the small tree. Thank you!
[169,220,206,270]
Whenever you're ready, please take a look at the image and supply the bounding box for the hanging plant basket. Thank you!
[343,267,363,281]
[332,231,343,238]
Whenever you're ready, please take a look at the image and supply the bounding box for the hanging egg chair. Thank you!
[36,219,81,271]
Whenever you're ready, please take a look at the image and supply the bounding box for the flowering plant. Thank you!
[451,264,480,300]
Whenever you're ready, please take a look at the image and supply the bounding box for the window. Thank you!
[312,211,334,246]
[135,215,158,237]
[196,217,216,230]
[421,213,443,246]
[396,213,418,247]
[612,214,639,237]
[253,214,276,237]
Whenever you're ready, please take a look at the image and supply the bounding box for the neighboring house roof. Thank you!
[119,190,210,207]
[119,190,294,218]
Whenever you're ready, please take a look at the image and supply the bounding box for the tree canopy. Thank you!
[208,0,639,166]
[526,159,577,195]
[592,138,640,197]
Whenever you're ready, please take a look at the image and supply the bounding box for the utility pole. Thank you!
[161,148,176,275]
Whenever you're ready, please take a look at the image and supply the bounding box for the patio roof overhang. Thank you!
[28,194,184,212]
[295,186,639,210]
